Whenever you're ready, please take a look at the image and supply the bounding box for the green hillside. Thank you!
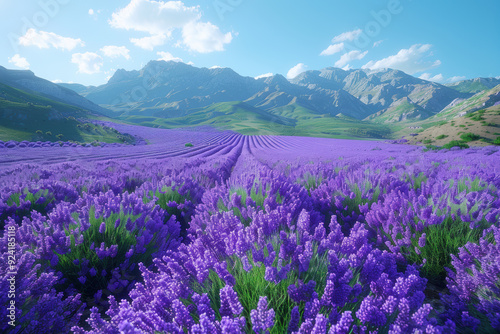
[432,85,500,120]
[120,101,391,139]
[0,83,134,143]
[367,98,434,124]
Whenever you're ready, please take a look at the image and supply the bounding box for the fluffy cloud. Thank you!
[335,50,368,68]
[110,0,232,53]
[71,52,103,74]
[321,29,363,57]
[100,45,130,60]
[19,29,84,51]
[157,51,183,62]
[320,43,344,56]
[331,29,362,43]
[110,0,200,34]
[181,21,232,53]
[419,73,444,82]
[287,63,308,79]
[448,76,466,83]
[8,54,30,69]
[130,34,168,50]
[362,44,441,75]
[373,40,383,47]
[255,73,273,80]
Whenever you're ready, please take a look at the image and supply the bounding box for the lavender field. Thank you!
[1,124,499,334]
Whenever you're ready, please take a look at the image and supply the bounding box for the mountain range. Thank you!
[60,60,484,122]
[1,61,499,142]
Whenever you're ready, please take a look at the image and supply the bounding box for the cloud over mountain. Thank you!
[362,44,441,74]
[110,0,232,53]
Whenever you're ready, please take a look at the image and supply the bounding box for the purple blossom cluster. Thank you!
[0,126,499,333]
[442,225,500,331]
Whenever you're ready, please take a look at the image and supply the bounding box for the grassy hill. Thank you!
[406,105,500,147]
[119,101,391,139]
[0,83,134,143]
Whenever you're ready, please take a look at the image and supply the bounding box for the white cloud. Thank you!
[182,21,232,53]
[210,65,224,69]
[320,43,344,56]
[373,40,383,47]
[100,45,130,60]
[111,0,232,53]
[71,52,103,74]
[321,29,363,57]
[287,63,308,79]
[110,0,200,35]
[362,44,441,75]
[88,9,94,15]
[335,50,368,68]
[19,29,84,51]
[8,54,30,69]
[332,29,362,43]
[130,34,168,50]
[52,79,63,83]
[255,73,273,80]
[419,73,444,82]
[157,51,183,62]
[448,76,466,83]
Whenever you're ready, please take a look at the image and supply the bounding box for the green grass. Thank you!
[189,239,332,333]
[1,189,55,228]
[185,143,194,147]
[436,134,448,140]
[401,217,488,280]
[443,140,469,149]
[460,133,481,142]
[143,185,192,234]
[0,82,135,143]
[296,172,324,195]
[494,137,500,145]
[217,184,273,226]
[54,207,163,302]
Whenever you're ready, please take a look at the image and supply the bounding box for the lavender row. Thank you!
[1,129,499,333]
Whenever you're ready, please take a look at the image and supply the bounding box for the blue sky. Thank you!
[1,0,499,86]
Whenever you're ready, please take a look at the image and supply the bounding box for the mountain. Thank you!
[73,62,264,116]
[291,67,469,122]
[0,66,108,115]
[67,61,470,124]
[446,78,500,94]
[58,83,94,95]
[434,84,500,120]
[0,82,133,143]
[69,61,374,120]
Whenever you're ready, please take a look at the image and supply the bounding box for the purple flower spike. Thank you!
[251,296,275,334]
